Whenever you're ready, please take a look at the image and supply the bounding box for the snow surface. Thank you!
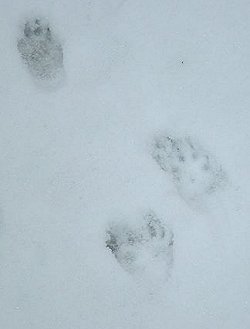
[1,0,250,328]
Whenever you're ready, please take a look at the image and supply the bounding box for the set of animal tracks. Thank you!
[17,17,227,283]
[106,135,226,282]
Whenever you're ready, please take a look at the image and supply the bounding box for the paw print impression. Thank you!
[152,134,226,203]
[17,18,64,85]
[106,211,174,281]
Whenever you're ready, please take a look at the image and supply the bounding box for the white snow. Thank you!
[0,0,250,328]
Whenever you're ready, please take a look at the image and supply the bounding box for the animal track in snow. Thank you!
[17,18,64,86]
[106,211,174,280]
[152,134,226,203]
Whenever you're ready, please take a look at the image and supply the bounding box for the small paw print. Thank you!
[106,211,174,280]
[17,18,64,84]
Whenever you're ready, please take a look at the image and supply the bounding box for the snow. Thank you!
[0,0,250,328]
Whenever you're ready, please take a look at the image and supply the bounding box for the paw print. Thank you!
[17,18,64,83]
[152,135,226,202]
[106,211,174,280]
